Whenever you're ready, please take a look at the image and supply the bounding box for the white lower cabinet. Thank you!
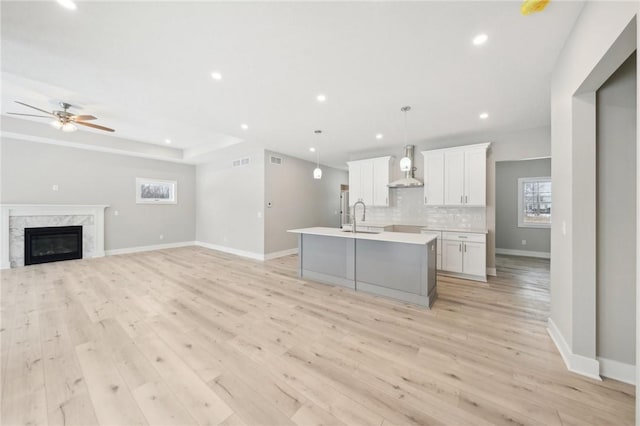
[461,241,486,277]
[442,240,464,273]
[441,232,486,281]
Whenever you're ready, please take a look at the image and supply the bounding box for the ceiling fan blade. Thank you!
[14,101,54,116]
[7,112,51,118]
[75,121,115,132]
[72,115,97,121]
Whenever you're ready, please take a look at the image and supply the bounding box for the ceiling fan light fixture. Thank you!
[50,120,63,130]
[61,122,77,132]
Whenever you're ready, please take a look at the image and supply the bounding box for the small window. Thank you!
[518,177,551,228]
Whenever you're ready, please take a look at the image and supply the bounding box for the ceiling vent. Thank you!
[270,155,283,165]
[232,157,250,167]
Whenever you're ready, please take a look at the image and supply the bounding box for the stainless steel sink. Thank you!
[340,229,381,234]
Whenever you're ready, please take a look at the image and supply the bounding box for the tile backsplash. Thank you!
[349,187,486,230]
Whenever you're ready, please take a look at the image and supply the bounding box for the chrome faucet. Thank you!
[352,200,366,233]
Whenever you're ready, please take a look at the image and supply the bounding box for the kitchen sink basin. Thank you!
[340,229,381,234]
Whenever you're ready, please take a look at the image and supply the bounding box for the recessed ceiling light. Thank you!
[240,123,249,130]
[376,134,383,140]
[473,33,488,46]
[57,0,77,10]
[165,139,171,144]
[479,112,489,119]
[309,147,316,152]
[210,71,222,81]
[316,94,327,103]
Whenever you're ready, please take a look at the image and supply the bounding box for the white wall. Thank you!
[549,1,638,383]
[195,142,265,256]
[350,125,550,271]
[0,138,196,250]
[264,151,347,254]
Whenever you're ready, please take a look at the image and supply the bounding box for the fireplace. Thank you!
[24,226,83,265]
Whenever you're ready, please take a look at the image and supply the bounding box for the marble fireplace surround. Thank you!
[0,204,108,269]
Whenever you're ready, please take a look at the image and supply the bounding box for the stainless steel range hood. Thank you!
[388,145,423,188]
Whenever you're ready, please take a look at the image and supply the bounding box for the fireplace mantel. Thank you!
[0,204,109,269]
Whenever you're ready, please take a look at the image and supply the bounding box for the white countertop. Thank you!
[288,227,437,245]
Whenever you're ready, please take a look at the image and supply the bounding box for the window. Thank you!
[517,177,551,228]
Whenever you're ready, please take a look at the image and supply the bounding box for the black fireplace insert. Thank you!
[24,226,83,265]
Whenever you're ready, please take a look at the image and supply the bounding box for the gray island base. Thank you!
[288,227,438,308]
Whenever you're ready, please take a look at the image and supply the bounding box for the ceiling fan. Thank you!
[8,100,115,133]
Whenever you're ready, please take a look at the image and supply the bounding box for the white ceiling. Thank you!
[1,1,584,167]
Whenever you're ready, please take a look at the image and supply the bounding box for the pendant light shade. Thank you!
[399,106,412,172]
[399,156,412,172]
[312,129,322,180]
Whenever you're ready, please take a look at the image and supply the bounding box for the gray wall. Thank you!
[549,0,638,372]
[495,159,551,254]
[264,151,347,254]
[195,142,265,255]
[596,52,636,365]
[349,125,551,272]
[0,138,196,250]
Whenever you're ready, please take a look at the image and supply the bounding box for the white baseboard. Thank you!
[547,318,601,381]
[194,241,265,261]
[486,267,497,276]
[264,248,298,260]
[105,241,195,256]
[496,248,550,259]
[598,357,636,385]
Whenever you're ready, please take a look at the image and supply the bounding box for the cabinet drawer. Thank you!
[442,232,485,243]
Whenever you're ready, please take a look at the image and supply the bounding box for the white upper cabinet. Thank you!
[422,143,490,206]
[347,156,391,207]
[444,150,465,205]
[464,147,487,206]
[372,156,391,206]
[348,161,362,204]
[422,151,444,205]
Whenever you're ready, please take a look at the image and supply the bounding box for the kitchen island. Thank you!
[288,227,438,308]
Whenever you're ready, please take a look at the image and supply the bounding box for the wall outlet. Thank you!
[562,221,567,236]
[159,234,164,240]
[114,210,119,216]
[52,184,59,191]
[257,211,262,219]
[521,240,527,245]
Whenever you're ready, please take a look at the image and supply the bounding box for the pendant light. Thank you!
[399,106,412,172]
[387,105,423,188]
[313,130,323,179]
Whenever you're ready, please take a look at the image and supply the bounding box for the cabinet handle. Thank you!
[464,243,467,253]
[460,195,463,204]
[424,196,427,204]
[459,243,462,252]
[465,195,468,204]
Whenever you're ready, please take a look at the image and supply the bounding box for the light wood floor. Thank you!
[1,247,634,425]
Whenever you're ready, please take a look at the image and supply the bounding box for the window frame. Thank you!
[517,176,551,229]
